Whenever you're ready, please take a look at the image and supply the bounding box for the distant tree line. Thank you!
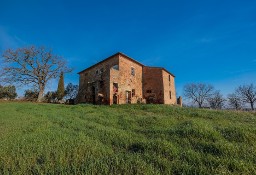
[0,82,78,103]
[23,83,78,103]
[183,83,256,110]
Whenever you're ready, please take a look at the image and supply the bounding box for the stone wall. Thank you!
[77,55,119,104]
[109,55,143,104]
[77,53,177,105]
[142,67,164,104]
[162,70,176,104]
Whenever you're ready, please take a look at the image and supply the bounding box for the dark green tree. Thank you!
[24,89,39,101]
[56,72,65,100]
[44,91,58,103]
[0,85,17,100]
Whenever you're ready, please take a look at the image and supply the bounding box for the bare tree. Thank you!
[227,93,243,110]
[236,84,256,110]
[207,91,226,109]
[183,83,214,108]
[1,46,71,102]
[65,83,79,100]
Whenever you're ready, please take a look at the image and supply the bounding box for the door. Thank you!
[126,91,131,104]
[113,83,119,104]
[113,95,118,104]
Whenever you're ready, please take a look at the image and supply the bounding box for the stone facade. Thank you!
[143,67,164,104]
[77,52,177,105]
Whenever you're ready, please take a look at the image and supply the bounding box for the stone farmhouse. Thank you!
[76,52,180,105]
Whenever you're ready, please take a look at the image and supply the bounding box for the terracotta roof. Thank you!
[77,52,175,77]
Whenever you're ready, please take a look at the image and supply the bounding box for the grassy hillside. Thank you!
[0,102,256,174]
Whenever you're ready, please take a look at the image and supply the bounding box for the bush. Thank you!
[44,91,58,103]
[0,85,17,100]
[24,90,39,101]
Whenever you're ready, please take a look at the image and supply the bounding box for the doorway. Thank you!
[126,91,131,104]
[113,95,118,104]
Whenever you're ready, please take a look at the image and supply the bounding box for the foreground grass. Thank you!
[0,102,256,174]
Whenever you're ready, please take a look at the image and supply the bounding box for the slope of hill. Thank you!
[0,102,255,174]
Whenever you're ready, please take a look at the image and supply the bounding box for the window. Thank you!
[147,90,152,93]
[96,70,99,75]
[100,68,104,74]
[169,75,171,86]
[132,89,135,97]
[113,83,118,93]
[169,91,172,99]
[112,65,119,70]
[131,67,135,76]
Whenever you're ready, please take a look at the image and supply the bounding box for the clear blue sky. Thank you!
[0,0,256,97]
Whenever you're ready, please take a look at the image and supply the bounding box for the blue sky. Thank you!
[0,0,256,97]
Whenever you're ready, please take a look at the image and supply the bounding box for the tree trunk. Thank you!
[250,102,254,111]
[37,87,44,102]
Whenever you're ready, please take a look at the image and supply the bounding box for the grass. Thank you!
[0,102,256,174]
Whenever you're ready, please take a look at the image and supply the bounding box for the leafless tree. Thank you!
[183,83,214,108]
[227,93,243,110]
[65,83,79,100]
[236,84,256,110]
[1,46,71,102]
[207,91,226,109]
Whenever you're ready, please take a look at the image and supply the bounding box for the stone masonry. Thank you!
[76,52,177,105]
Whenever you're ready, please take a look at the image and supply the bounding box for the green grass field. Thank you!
[0,102,256,174]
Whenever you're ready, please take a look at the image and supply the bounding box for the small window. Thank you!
[112,65,119,70]
[100,68,104,74]
[132,89,135,97]
[131,67,135,76]
[169,91,172,99]
[96,70,99,75]
[113,83,118,93]
[169,75,171,82]
[147,90,152,93]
